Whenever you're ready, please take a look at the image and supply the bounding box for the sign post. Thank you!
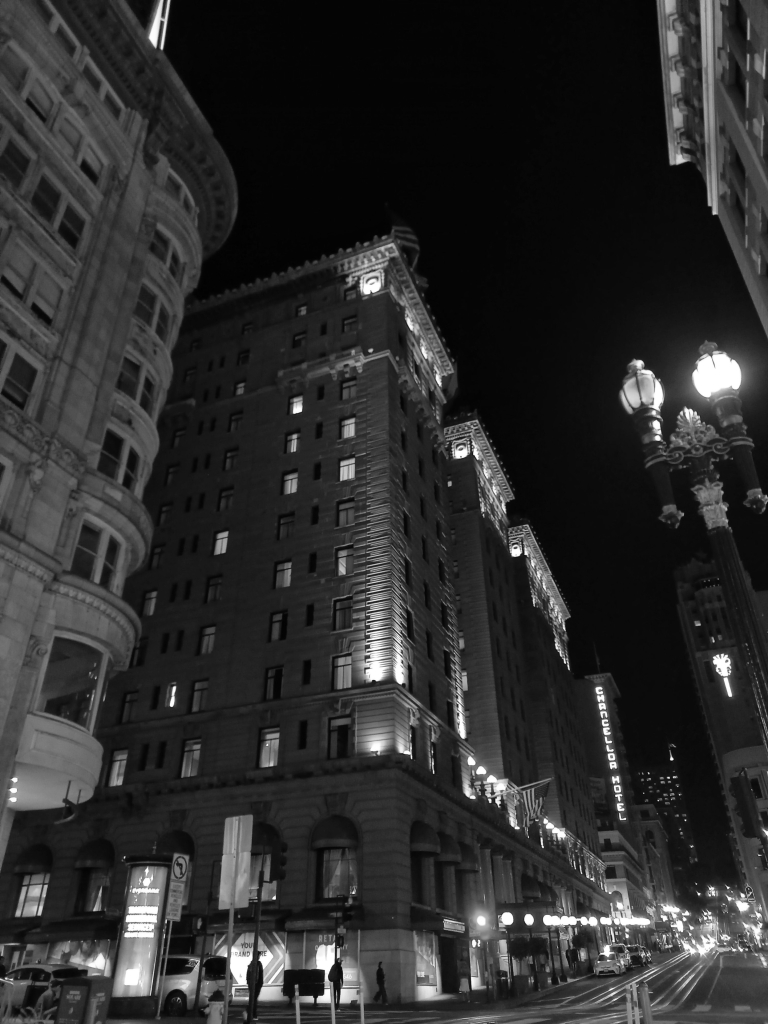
[155,853,189,1018]
[219,816,253,1024]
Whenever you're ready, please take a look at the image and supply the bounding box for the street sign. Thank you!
[166,852,189,922]
[219,815,253,910]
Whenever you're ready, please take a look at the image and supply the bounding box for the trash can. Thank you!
[56,977,112,1024]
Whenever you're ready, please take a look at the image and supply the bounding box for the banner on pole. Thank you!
[219,815,253,909]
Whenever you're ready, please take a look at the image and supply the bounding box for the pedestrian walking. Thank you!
[245,952,263,1022]
[373,962,387,1004]
[328,958,343,1009]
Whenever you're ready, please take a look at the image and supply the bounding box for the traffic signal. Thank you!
[730,773,761,839]
[271,841,288,881]
[335,935,345,948]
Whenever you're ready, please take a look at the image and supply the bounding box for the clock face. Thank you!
[510,542,523,558]
[453,441,469,460]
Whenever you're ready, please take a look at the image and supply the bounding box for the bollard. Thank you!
[637,980,654,1022]
[625,981,640,1024]
[330,980,336,1024]
[295,990,301,1024]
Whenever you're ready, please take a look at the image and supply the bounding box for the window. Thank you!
[426,631,434,660]
[296,303,307,316]
[225,411,243,434]
[318,847,357,899]
[404,558,412,586]
[163,169,194,214]
[337,500,355,527]
[310,505,320,525]
[164,464,179,486]
[277,513,295,539]
[258,727,280,767]
[130,638,147,668]
[333,654,352,690]
[202,577,221,606]
[107,749,128,786]
[302,660,312,685]
[81,59,123,121]
[198,626,216,655]
[285,431,300,454]
[15,872,49,918]
[344,286,357,301]
[308,552,317,573]
[141,590,157,616]
[30,175,86,249]
[274,560,292,588]
[218,488,234,512]
[313,461,322,480]
[133,283,171,342]
[335,546,354,576]
[443,649,452,676]
[265,666,283,701]
[149,544,164,569]
[340,379,357,400]
[121,692,137,724]
[315,421,323,439]
[406,609,414,640]
[288,395,303,415]
[282,470,298,495]
[149,229,184,283]
[165,683,177,708]
[169,428,186,450]
[223,449,238,471]
[429,742,437,775]
[180,739,201,778]
[305,603,315,626]
[71,521,120,590]
[328,717,352,759]
[339,457,355,481]
[269,611,288,641]
[237,349,250,365]
[423,582,431,608]
[341,316,358,333]
[191,680,208,713]
[0,242,64,326]
[0,137,31,189]
[333,598,353,631]
[292,331,306,348]
[97,429,140,491]
[76,865,111,914]
[234,381,246,396]
[298,720,308,749]
[339,416,356,439]
[213,530,229,555]
[403,512,411,538]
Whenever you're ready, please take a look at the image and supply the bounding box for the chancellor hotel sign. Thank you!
[595,686,627,821]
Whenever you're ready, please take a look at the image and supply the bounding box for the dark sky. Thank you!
[165,2,768,876]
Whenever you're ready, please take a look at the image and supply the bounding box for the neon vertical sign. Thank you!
[595,686,627,821]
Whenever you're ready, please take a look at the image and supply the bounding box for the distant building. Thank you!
[635,803,678,914]
[676,558,768,919]
[635,754,698,876]
[656,0,768,342]
[0,0,234,881]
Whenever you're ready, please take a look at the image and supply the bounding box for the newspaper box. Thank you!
[55,977,112,1024]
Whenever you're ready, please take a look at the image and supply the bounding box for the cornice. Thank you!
[508,522,570,623]
[50,576,140,665]
[0,543,55,583]
[444,417,514,504]
[49,0,237,258]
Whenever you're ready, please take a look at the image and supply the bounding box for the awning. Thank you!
[410,821,440,855]
[458,842,479,872]
[14,845,52,875]
[436,833,461,863]
[74,839,115,870]
[310,816,358,850]
[23,916,120,944]
[0,918,36,943]
[156,831,195,857]
[410,907,467,934]
[520,873,542,900]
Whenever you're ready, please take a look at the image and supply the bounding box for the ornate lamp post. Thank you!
[620,343,768,749]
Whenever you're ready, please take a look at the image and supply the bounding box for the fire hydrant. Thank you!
[206,990,225,1024]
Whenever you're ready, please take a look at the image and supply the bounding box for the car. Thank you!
[594,953,625,977]
[626,944,646,968]
[607,943,632,969]
[160,955,234,1016]
[3,965,88,1009]
[738,939,753,952]
[714,941,734,954]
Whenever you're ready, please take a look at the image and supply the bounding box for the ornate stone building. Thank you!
[0,0,235,877]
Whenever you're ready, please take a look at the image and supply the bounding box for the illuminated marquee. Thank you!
[712,653,733,697]
[595,686,627,821]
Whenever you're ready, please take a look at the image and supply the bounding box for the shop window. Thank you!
[75,867,111,913]
[15,872,49,918]
[317,848,357,899]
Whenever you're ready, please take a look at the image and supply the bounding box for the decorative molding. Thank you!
[48,580,136,664]
[0,403,87,477]
[691,479,730,529]
[323,793,349,815]
[23,634,48,666]
[0,543,54,583]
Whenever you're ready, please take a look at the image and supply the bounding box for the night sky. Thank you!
[165,2,768,878]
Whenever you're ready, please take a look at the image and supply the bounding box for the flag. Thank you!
[517,778,552,827]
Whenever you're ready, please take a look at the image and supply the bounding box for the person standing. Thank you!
[245,952,263,1022]
[328,958,343,1009]
[373,962,387,1004]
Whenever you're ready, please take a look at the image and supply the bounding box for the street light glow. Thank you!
[476,914,487,927]
[619,359,664,414]
[692,344,741,398]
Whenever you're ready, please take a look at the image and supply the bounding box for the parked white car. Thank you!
[594,953,625,977]
[160,955,235,1016]
[3,964,87,1009]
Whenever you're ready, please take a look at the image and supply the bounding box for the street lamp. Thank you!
[620,344,768,751]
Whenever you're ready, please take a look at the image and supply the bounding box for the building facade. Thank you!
[635,753,698,877]
[0,0,235,875]
[0,236,609,1002]
[676,558,768,919]
[656,0,768,341]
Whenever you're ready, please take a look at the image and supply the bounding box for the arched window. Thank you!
[74,838,114,913]
[311,816,358,901]
[14,845,51,918]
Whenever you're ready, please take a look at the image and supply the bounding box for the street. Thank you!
[214,951,768,1024]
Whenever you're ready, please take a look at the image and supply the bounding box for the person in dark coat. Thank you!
[328,959,343,1008]
[373,962,387,1004]
[245,953,263,1022]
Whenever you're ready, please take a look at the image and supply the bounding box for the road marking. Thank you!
[691,1004,711,1011]
[735,1006,752,1012]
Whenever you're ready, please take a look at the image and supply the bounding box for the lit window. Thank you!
[165,683,177,708]
[265,666,283,700]
[335,546,354,576]
[332,654,352,690]
[191,679,208,713]
[328,716,352,759]
[198,625,216,655]
[288,395,303,415]
[318,847,357,897]
[292,332,306,348]
[258,727,280,767]
[15,872,50,918]
[180,738,201,778]
[285,431,300,454]
[71,521,121,590]
[337,500,355,527]
[282,470,298,495]
[339,457,355,481]
[141,590,157,616]
[296,304,307,316]
[107,749,128,787]
[212,530,229,555]
[269,610,288,642]
[234,381,246,396]
[333,598,353,632]
[340,379,357,400]
[339,416,356,439]
[274,560,292,589]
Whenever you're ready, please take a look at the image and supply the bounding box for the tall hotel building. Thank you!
[0,236,610,1001]
[0,0,234,892]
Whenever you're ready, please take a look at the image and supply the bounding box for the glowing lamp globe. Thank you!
[524,914,534,926]
[619,359,664,415]
[476,765,486,776]
[543,915,552,926]
[692,343,741,398]
[500,912,513,926]
[589,917,598,927]
[476,914,487,927]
